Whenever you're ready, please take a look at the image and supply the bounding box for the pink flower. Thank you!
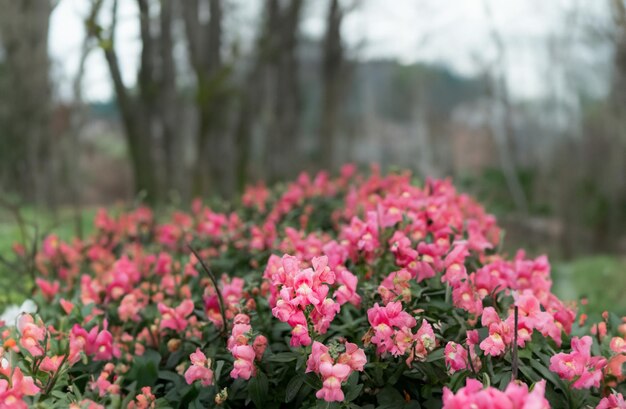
[17,314,45,357]
[35,278,60,301]
[290,324,312,347]
[227,313,265,380]
[39,355,65,373]
[445,342,468,374]
[118,294,142,322]
[610,337,626,354]
[59,298,74,315]
[307,341,365,403]
[158,300,194,332]
[252,335,268,360]
[378,269,412,304]
[316,362,351,402]
[69,322,120,362]
[306,341,333,374]
[230,345,256,380]
[443,378,549,409]
[597,393,626,409]
[334,268,361,306]
[367,302,418,356]
[337,342,367,371]
[549,336,607,389]
[184,348,214,386]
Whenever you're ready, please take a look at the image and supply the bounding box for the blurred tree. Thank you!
[258,0,304,183]
[87,0,185,204]
[319,0,347,171]
[0,0,54,207]
[183,0,235,198]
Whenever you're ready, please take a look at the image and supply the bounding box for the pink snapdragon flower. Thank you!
[366,302,436,361]
[128,386,157,409]
[158,300,194,332]
[549,336,607,389]
[35,278,60,301]
[442,378,549,409]
[0,366,40,403]
[89,363,120,397]
[69,321,121,363]
[306,341,366,402]
[184,348,214,386]
[227,314,265,380]
[597,392,626,409]
[270,255,341,346]
[17,314,46,357]
[340,211,380,262]
[378,269,412,304]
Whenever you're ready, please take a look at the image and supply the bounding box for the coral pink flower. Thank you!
[549,336,607,389]
[59,298,74,315]
[444,342,468,374]
[0,367,39,408]
[230,345,256,380]
[334,267,361,306]
[158,300,194,332]
[252,335,268,361]
[443,378,549,409]
[307,341,366,403]
[39,355,65,373]
[337,342,367,371]
[316,362,351,402]
[610,337,626,354]
[597,393,626,409]
[17,314,46,357]
[35,278,60,301]
[184,348,214,386]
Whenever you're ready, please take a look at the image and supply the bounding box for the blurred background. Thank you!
[0,0,625,313]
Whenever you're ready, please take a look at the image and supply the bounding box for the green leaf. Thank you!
[376,386,406,408]
[425,348,444,362]
[268,352,298,363]
[345,384,363,402]
[285,374,304,403]
[303,372,323,390]
[248,371,269,408]
[158,370,182,384]
[127,349,161,388]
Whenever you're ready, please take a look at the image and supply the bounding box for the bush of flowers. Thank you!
[2,165,626,409]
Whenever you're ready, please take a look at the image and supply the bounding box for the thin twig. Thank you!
[187,244,228,337]
[466,343,477,376]
[512,305,519,380]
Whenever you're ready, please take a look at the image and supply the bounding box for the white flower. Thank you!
[0,299,37,326]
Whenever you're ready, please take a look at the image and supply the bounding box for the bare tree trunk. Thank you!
[0,0,53,206]
[183,0,232,198]
[259,0,303,183]
[87,0,161,203]
[320,0,345,171]
[159,0,179,197]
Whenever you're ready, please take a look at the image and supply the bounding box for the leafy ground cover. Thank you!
[1,166,625,408]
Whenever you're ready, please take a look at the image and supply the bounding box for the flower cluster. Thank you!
[365,301,436,364]
[549,336,607,389]
[442,378,549,409]
[306,341,366,402]
[226,313,267,380]
[1,165,624,408]
[184,348,214,386]
[268,255,342,346]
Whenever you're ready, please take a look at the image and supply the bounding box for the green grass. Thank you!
[0,206,96,309]
[553,256,626,318]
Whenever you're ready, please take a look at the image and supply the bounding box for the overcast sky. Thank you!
[48,0,611,101]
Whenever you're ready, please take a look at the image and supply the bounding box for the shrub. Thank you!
[1,165,625,408]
